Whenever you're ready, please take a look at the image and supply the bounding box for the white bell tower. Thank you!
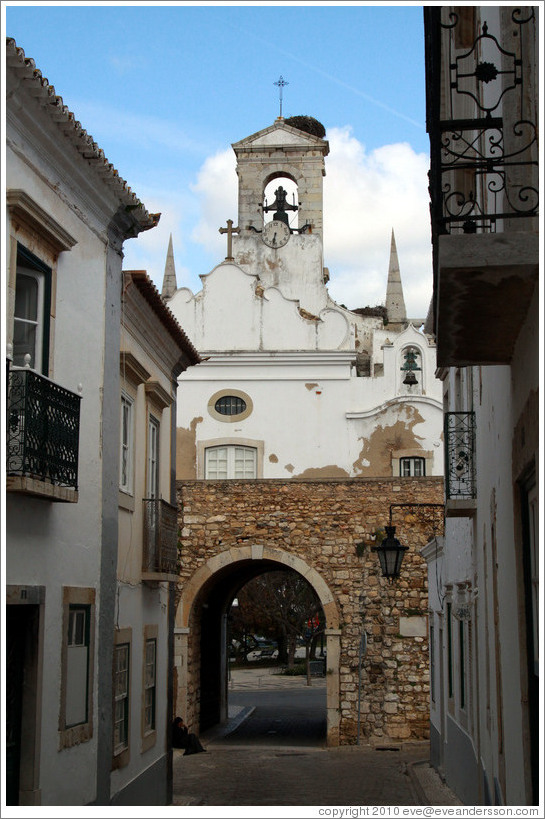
[229,117,331,316]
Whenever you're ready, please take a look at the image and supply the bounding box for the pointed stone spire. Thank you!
[385,229,407,329]
[161,234,177,300]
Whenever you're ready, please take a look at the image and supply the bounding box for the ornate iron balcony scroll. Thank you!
[428,8,537,235]
[7,366,81,489]
[444,412,476,500]
[142,498,178,575]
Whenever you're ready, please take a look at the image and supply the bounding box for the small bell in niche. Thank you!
[403,369,418,386]
[401,347,421,386]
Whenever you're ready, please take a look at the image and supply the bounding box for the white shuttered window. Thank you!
[205,446,257,479]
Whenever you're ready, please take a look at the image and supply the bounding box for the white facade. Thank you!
[166,118,443,483]
[112,271,199,803]
[423,7,539,806]
[4,39,163,806]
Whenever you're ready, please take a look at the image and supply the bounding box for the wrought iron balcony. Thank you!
[424,7,538,366]
[444,412,476,512]
[142,498,179,578]
[426,7,537,238]
[7,364,81,500]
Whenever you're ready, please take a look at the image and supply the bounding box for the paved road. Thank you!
[173,744,427,807]
[172,667,463,808]
[224,687,326,747]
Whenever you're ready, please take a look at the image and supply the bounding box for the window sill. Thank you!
[141,729,157,754]
[118,490,135,511]
[7,476,78,503]
[58,722,92,750]
[112,747,130,770]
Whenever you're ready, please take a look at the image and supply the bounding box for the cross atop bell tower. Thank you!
[273,75,289,118]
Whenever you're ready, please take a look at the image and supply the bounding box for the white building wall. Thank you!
[6,148,113,804]
[172,263,442,481]
[6,38,161,806]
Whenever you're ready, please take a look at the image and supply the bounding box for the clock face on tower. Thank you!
[262,220,290,248]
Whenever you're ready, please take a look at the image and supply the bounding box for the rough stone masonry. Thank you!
[176,476,444,745]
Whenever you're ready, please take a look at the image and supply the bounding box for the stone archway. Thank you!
[174,545,341,746]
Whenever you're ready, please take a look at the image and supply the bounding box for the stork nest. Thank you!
[285,115,326,138]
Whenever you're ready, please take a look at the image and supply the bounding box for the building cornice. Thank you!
[346,394,443,419]
[7,189,78,253]
[189,350,356,369]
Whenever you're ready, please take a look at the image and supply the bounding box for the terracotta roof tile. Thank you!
[125,270,201,366]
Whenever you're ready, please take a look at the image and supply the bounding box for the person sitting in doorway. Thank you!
[172,716,207,755]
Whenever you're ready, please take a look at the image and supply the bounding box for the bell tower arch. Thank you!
[232,118,329,235]
[229,118,331,316]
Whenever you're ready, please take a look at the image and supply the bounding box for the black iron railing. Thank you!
[444,412,476,500]
[426,7,537,237]
[142,498,178,575]
[7,365,81,489]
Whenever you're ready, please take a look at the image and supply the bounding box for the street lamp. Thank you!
[372,526,408,582]
[373,503,445,582]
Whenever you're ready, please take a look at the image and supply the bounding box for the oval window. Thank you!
[214,395,247,416]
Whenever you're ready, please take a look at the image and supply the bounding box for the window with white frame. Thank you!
[400,456,426,477]
[59,587,95,749]
[143,639,156,734]
[13,245,51,373]
[147,415,160,498]
[65,606,90,727]
[120,394,134,493]
[205,445,257,479]
[114,643,130,756]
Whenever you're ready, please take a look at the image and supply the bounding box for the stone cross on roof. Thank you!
[219,219,240,261]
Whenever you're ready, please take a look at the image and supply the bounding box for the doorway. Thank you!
[6,601,41,806]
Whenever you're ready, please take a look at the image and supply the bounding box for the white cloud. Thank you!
[189,148,238,252]
[108,55,140,75]
[122,188,194,289]
[323,127,432,318]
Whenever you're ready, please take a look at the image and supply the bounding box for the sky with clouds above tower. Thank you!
[4,1,434,319]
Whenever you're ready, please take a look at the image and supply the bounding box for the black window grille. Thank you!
[214,395,247,416]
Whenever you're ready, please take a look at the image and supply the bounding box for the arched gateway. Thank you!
[173,477,443,747]
[174,546,342,745]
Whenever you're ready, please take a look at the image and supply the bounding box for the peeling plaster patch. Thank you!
[293,465,350,479]
[299,307,320,322]
[285,463,295,473]
[305,383,319,391]
[269,454,279,463]
[176,417,203,479]
[353,405,425,477]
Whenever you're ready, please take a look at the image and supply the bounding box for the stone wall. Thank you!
[176,477,444,745]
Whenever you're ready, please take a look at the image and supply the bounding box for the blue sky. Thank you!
[4,2,434,318]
